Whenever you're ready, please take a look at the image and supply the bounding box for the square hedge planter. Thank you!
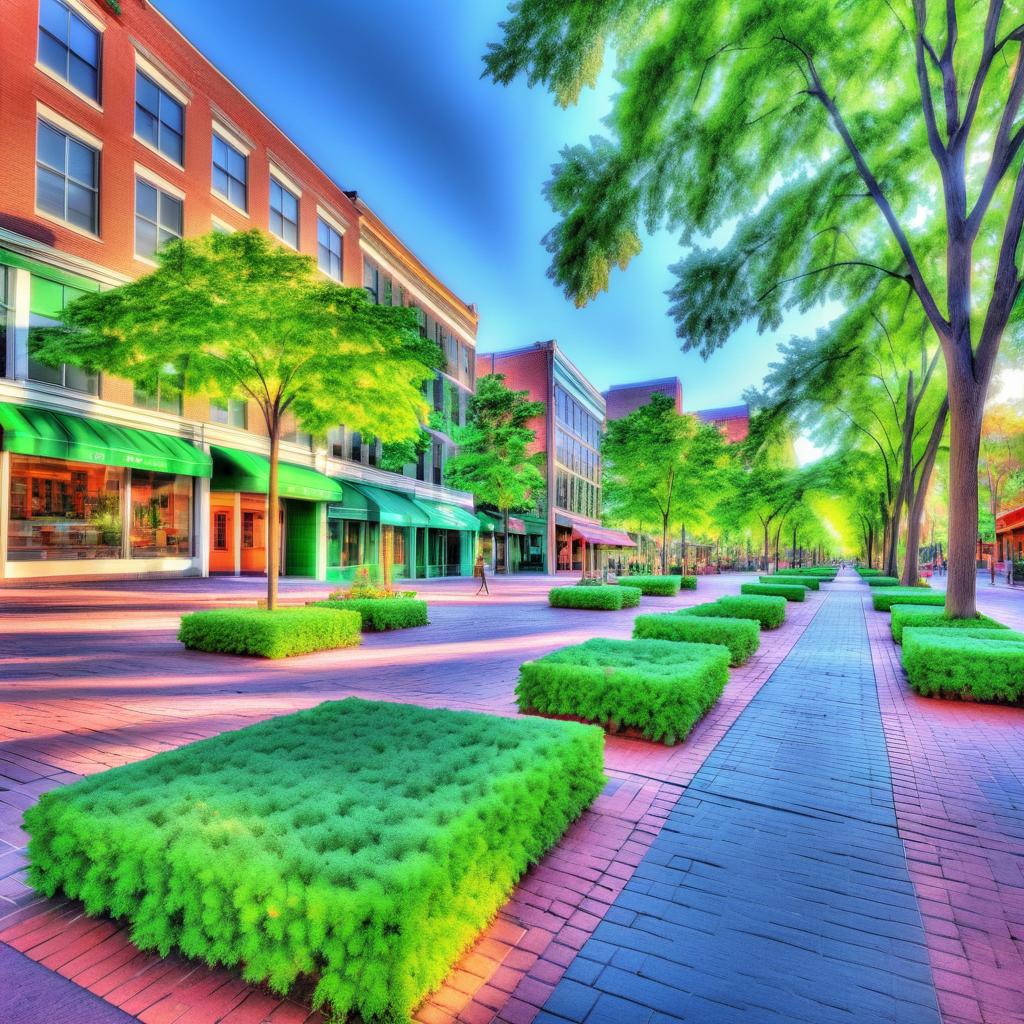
[633,612,760,665]
[23,699,605,1023]
[517,637,730,744]
[178,607,361,658]
[901,631,1024,703]
[309,597,429,631]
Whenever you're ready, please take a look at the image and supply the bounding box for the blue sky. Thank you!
[157,0,833,413]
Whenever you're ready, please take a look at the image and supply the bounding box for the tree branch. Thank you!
[755,260,911,303]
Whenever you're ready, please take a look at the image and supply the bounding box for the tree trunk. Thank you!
[773,520,782,573]
[901,399,948,587]
[867,523,873,568]
[661,513,670,575]
[762,521,770,572]
[266,421,281,611]
[680,523,687,575]
[503,508,510,576]
[946,384,985,617]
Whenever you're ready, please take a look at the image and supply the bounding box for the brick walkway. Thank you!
[537,580,941,1024]
[1,571,1021,1024]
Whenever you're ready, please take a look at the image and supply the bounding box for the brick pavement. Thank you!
[0,572,815,1024]
[536,578,942,1024]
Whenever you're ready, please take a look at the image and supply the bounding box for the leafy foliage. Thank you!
[741,583,807,602]
[633,613,760,666]
[761,575,819,590]
[549,585,626,610]
[889,606,1008,643]
[872,588,945,612]
[681,596,787,630]
[178,607,361,658]
[866,577,902,587]
[310,599,429,632]
[23,699,605,1022]
[902,631,1024,703]
[517,638,730,745]
[616,574,683,596]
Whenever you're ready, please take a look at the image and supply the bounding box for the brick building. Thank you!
[0,0,480,582]
[696,403,751,443]
[995,504,1024,564]
[603,377,682,420]
[480,341,633,574]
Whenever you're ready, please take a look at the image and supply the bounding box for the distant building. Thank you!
[603,377,682,420]
[480,341,634,573]
[995,504,1024,563]
[696,404,750,443]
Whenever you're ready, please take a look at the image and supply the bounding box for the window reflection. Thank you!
[129,470,192,556]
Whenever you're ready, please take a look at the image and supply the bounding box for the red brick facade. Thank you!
[479,347,550,458]
[1,0,363,284]
[603,378,683,420]
[696,404,750,443]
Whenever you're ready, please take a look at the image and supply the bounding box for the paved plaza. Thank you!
[0,572,1022,1024]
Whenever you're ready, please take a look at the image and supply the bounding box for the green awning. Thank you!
[327,482,374,521]
[414,498,480,531]
[210,446,341,501]
[477,511,497,532]
[0,248,102,294]
[354,483,429,527]
[0,403,211,477]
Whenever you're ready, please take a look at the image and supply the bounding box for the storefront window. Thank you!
[328,519,364,567]
[8,455,122,560]
[129,470,192,557]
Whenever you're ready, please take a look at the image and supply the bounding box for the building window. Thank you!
[36,119,99,234]
[209,398,247,427]
[350,431,362,462]
[328,519,365,568]
[382,277,393,305]
[317,218,342,280]
[213,512,228,551]
[133,365,182,415]
[38,0,101,101]
[135,178,182,260]
[28,275,98,394]
[8,455,122,560]
[363,259,379,302]
[212,132,247,210]
[283,427,313,449]
[328,426,345,459]
[129,470,192,557]
[270,178,299,248]
[135,70,184,164]
[0,267,10,379]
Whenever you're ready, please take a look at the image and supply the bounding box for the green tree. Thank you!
[443,373,545,571]
[603,394,727,573]
[33,230,438,609]
[486,1,1024,617]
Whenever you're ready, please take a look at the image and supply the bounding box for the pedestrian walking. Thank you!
[474,553,490,595]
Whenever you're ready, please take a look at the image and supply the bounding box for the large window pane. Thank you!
[8,455,122,561]
[135,178,182,260]
[212,132,247,210]
[318,218,342,280]
[135,71,185,164]
[129,470,192,557]
[37,0,101,101]
[36,120,99,233]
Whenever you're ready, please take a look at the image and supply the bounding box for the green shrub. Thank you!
[741,582,806,602]
[633,613,760,665]
[760,574,819,590]
[549,585,624,609]
[517,637,729,744]
[864,576,900,586]
[783,567,835,577]
[310,598,429,632]
[889,605,1008,643]
[23,699,604,1022]
[856,568,883,577]
[679,575,697,590]
[871,588,946,612]
[616,575,683,596]
[178,607,361,658]
[680,595,787,629]
[618,585,641,607]
[901,632,1024,703]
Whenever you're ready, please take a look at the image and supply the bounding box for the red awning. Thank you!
[507,517,526,535]
[572,522,636,547]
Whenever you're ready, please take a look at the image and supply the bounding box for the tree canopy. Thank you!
[33,230,439,606]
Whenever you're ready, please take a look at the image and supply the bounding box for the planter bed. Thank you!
[517,637,730,745]
[23,698,605,1023]
[865,576,901,586]
[871,588,944,612]
[741,582,807,602]
[616,575,683,596]
[633,612,760,665]
[549,585,632,610]
[760,575,819,590]
[890,604,1008,643]
[682,595,787,629]
[901,631,1024,703]
[309,597,429,631]
[178,607,361,658]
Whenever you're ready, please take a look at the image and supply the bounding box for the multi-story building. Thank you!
[696,404,750,443]
[0,0,479,583]
[604,377,750,443]
[480,341,634,574]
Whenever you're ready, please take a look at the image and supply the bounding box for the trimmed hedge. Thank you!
[890,605,1008,643]
[616,575,683,596]
[681,595,787,630]
[309,598,429,631]
[633,612,760,666]
[783,567,835,577]
[679,575,697,590]
[178,607,361,658]
[23,699,605,1022]
[902,632,1024,703]
[517,637,729,744]
[549,586,624,610]
[856,568,883,576]
[871,588,946,612]
[865,576,901,586]
[741,582,806,602]
[761,575,819,590]
[618,585,642,608]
